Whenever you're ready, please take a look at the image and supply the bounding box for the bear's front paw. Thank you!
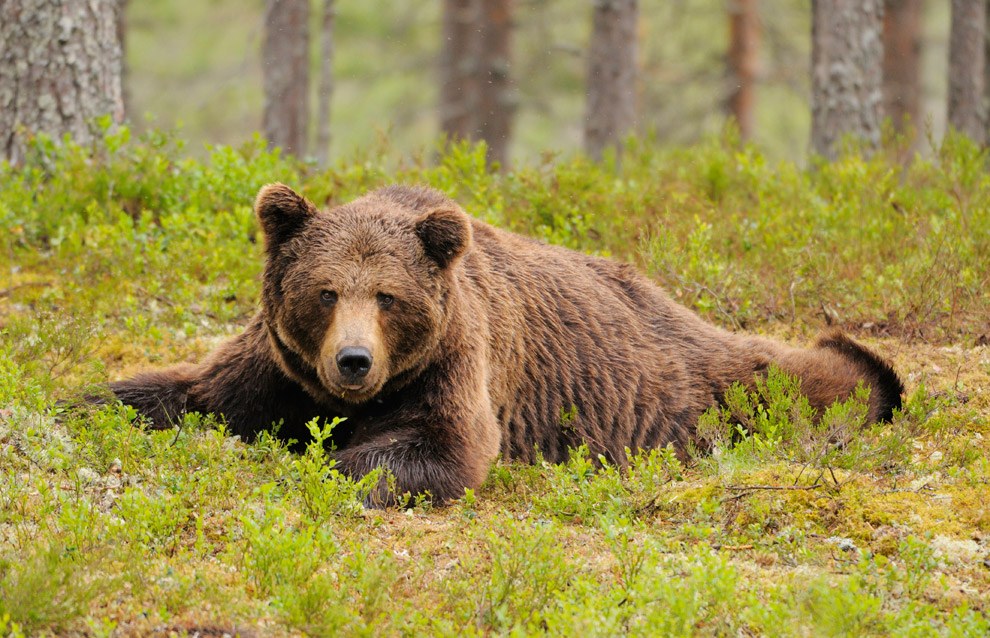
[106,374,195,430]
[334,442,474,509]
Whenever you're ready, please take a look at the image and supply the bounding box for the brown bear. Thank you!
[109,184,903,503]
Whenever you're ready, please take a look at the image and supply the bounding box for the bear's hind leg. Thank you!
[735,332,903,424]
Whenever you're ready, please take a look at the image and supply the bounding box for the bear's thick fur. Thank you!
[110,184,904,503]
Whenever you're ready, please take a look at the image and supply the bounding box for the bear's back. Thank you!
[460,219,733,464]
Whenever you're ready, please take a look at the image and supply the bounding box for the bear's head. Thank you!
[254,183,472,405]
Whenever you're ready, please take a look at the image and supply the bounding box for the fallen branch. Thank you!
[0,281,52,298]
[722,482,823,502]
[725,484,823,491]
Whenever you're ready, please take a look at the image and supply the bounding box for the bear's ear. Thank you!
[255,183,319,249]
[414,207,472,268]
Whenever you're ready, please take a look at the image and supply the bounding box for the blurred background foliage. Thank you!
[126,0,950,163]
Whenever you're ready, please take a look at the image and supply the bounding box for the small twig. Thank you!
[170,422,184,447]
[0,281,52,299]
[725,484,824,491]
[880,481,934,495]
[812,468,826,486]
[135,286,177,307]
[167,393,189,447]
[828,466,840,487]
[661,267,741,330]
[722,482,823,502]
[10,438,46,473]
[634,476,678,516]
[685,282,741,330]
[819,299,837,326]
[788,276,803,324]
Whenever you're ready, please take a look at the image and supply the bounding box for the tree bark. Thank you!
[440,0,479,142]
[438,0,515,169]
[315,0,335,167]
[0,0,124,165]
[985,2,990,142]
[810,0,884,159]
[727,0,760,141]
[475,0,515,169]
[947,0,986,142]
[262,0,310,157]
[584,0,638,161]
[881,0,921,135]
[115,0,129,119]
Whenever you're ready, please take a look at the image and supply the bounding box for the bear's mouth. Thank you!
[318,368,384,404]
[332,382,382,404]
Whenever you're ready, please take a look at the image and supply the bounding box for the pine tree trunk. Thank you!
[947,0,986,142]
[584,0,638,161]
[476,0,515,169]
[262,0,310,157]
[810,0,884,159]
[727,0,759,141]
[315,0,335,167]
[440,0,479,142]
[116,0,130,119]
[882,0,922,135]
[0,0,124,165]
[985,3,990,141]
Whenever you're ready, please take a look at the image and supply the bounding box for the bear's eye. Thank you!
[377,293,395,309]
[320,290,338,306]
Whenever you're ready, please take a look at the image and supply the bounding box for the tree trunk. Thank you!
[262,0,310,157]
[727,0,759,141]
[584,0,638,161]
[475,0,515,169]
[315,0,335,167]
[985,2,990,142]
[440,0,479,142]
[116,0,130,119]
[947,0,986,142]
[438,0,514,169]
[0,0,124,165]
[881,0,922,135]
[810,0,884,159]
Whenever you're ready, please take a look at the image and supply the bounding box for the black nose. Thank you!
[336,346,373,379]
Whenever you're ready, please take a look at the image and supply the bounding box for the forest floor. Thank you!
[1,132,988,636]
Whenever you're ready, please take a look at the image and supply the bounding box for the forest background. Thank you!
[127,0,948,163]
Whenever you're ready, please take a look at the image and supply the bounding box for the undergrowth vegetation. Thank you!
[1,128,988,635]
